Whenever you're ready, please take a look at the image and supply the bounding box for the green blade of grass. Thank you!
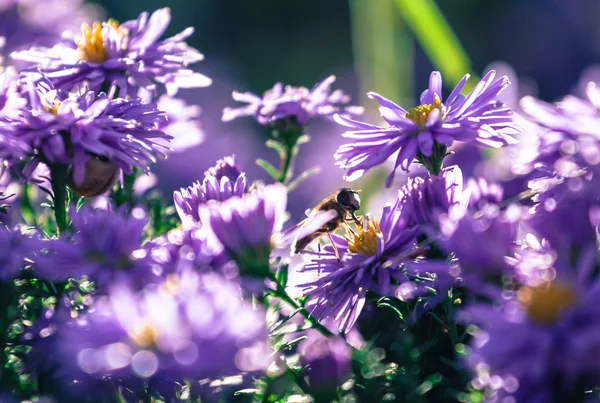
[394,0,478,88]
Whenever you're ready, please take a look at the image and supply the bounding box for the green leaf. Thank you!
[275,263,289,287]
[274,336,307,353]
[266,139,286,159]
[285,166,321,192]
[256,158,281,181]
[394,0,477,89]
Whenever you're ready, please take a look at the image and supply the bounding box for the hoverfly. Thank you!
[290,188,361,260]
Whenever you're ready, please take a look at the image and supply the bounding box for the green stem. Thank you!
[49,164,69,234]
[416,142,447,176]
[285,364,311,394]
[267,280,333,338]
[443,296,459,345]
[278,143,294,184]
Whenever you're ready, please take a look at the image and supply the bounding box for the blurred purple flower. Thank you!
[33,207,155,289]
[0,0,101,65]
[0,225,36,280]
[5,78,170,191]
[298,199,419,334]
[13,8,211,97]
[155,95,203,152]
[438,204,522,295]
[298,331,351,398]
[0,68,28,161]
[527,173,600,253]
[222,75,363,126]
[466,177,503,209]
[519,84,600,182]
[53,273,268,400]
[144,226,227,279]
[200,183,287,278]
[334,70,519,186]
[464,234,600,402]
[398,165,471,236]
[174,155,247,228]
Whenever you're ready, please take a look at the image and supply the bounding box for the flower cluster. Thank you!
[222,75,363,126]
[0,3,599,403]
[13,8,211,97]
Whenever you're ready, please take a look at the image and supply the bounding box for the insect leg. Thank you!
[343,221,358,237]
[350,212,362,227]
[327,232,341,262]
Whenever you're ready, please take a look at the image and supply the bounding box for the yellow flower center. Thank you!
[160,273,181,296]
[43,99,61,116]
[405,93,442,127]
[517,281,578,324]
[74,19,121,63]
[346,216,381,256]
[129,322,159,348]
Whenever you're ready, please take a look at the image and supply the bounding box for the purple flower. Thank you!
[0,68,28,161]
[528,176,600,253]
[144,226,227,279]
[174,155,247,227]
[0,225,37,280]
[222,75,363,126]
[466,177,503,209]
[334,71,519,186]
[0,0,101,66]
[298,198,419,333]
[5,78,170,194]
[155,95,203,152]
[51,273,268,400]
[437,204,522,295]
[519,85,600,187]
[398,165,471,236]
[13,8,211,97]
[464,236,600,402]
[298,331,351,398]
[200,183,287,278]
[33,207,155,289]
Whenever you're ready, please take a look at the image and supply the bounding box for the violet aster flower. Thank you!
[527,174,600,253]
[334,70,519,186]
[5,78,170,196]
[0,0,101,66]
[0,68,28,161]
[13,8,211,97]
[464,233,600,402]
[437,204,522,296]
[33,207,156,289]
[298,331,351,400]
[222,75,363,126]
[51,273,268,400]
[466,177,503,209]
[174,155,247,228]
[144,226,227,280]
[398,165,471,236]
[0,225,38,280]
[155,95,203,152]
[200,183,287,278]
[298,198,419,334]
[519,85,600,187]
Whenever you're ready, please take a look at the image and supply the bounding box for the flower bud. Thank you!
[67,157,120,197]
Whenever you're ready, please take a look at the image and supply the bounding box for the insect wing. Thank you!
[288,209,338,253]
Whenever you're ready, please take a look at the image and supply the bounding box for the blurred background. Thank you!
[7,0,600,219]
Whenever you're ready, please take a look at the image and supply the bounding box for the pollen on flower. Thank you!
[517,281,578,324]
[74,19,121,63]
[43,99,61,116]
[405,93,442,127]
[129,322,159,348]
[346,215,381,256]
